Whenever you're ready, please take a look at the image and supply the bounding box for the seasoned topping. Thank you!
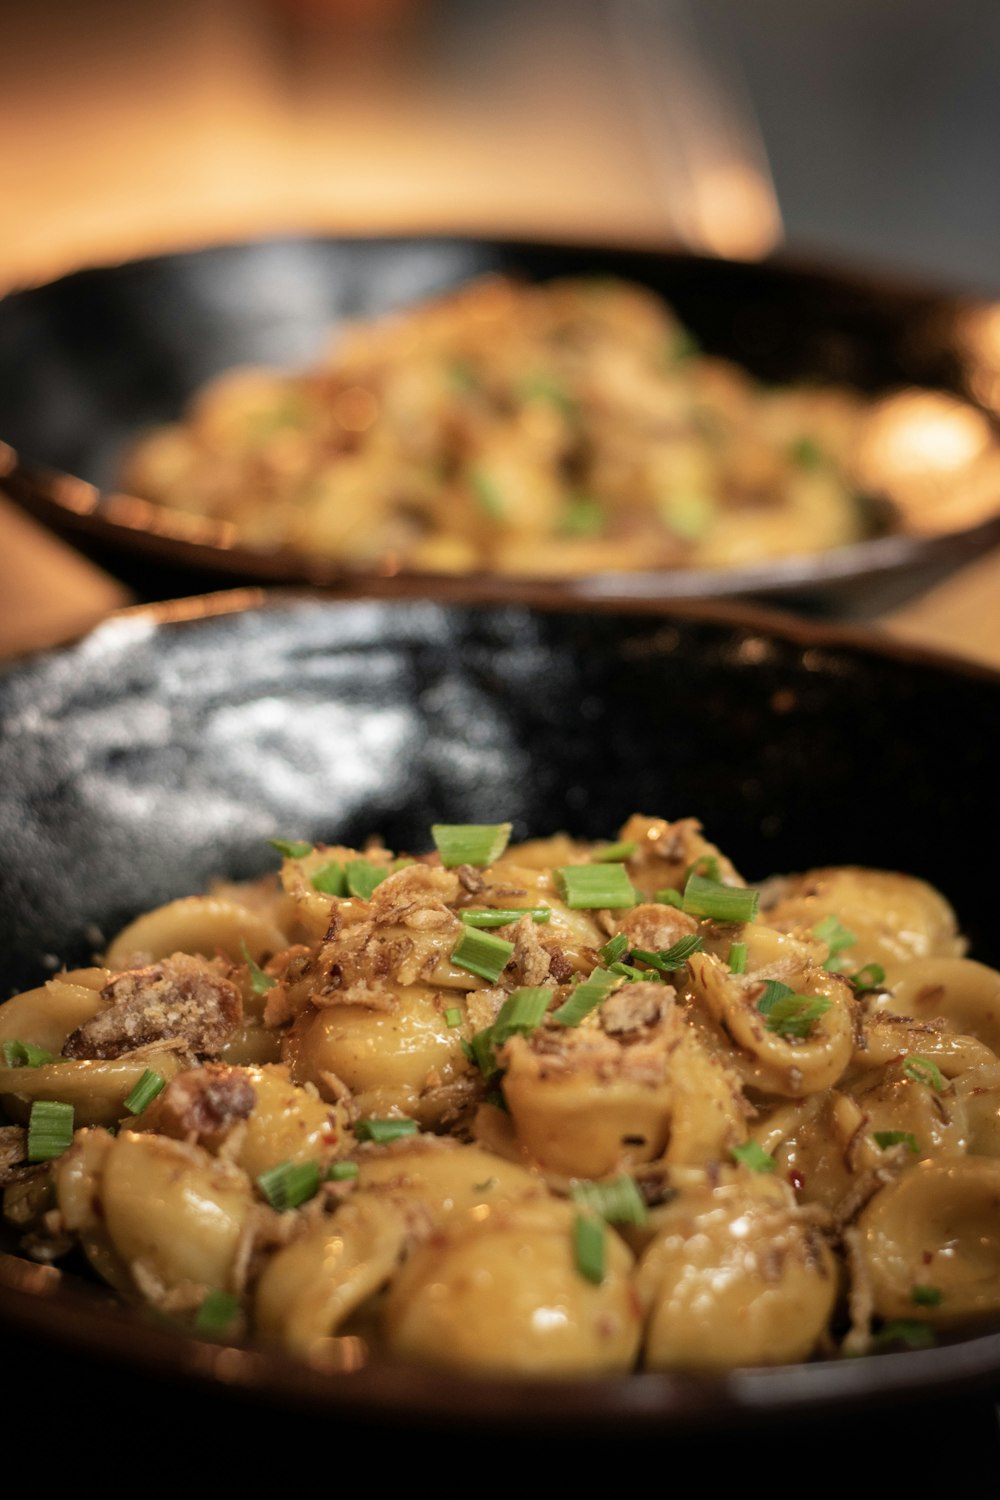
[63,953,242,1060]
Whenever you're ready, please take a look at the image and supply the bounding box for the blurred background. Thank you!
[2,0,1000,656]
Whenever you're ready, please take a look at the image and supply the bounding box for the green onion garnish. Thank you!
[872,1319,935,1351]
[470,469,506,520]
[684,855,721,883]
[631,935,704,973]
[346,860,390,901]
[812,914,857,970]
[560,495,605,537]
[552,968,620,1027]
[598,933,630,966]
[490,988,553,1048]
[2,1040,58,1068]
[311,860,347,896]
[355,1117,419,1144]
[451,927,515,983]
[903,1056,946,1092]
[123,1069,166,1115]
[240,939,276,996]
[654,888,684,909]
[874,1130,919,1154]
[728,942,748,975]
[682,873,759,924]
[432,823,513,868]
[756,982,832,1040]
[911,1285,943,1307]
[257,1159,321,1212]
[460,907,551,928]
[327,1161,360,1181]
[194,1289,240,1337]
[27,1100,74,1162]
[670,328,701,363]
[269,838,313,859]
[555,864,636,910]
[444,1006,463,1028]
[592,840,637,863]
[609,961,650,982]
[462,1029,501,1081]
[517,373,576,417]
[573,1214,606,1285]
[570,1174,648,1226]
[851,963,886,991]
[730,1140,777,1173]
[790,435,823,469]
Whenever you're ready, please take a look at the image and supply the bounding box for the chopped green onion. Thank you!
[194,1289,241,1337]
[631,935,704,973]
[355,1117,419,1144]
[311,860,347,896]
[392,857,417,872]
[756,983,832,1040]
[659,492,716,542]
[123,1069,167,1115]
[27,1100,74,1162]
[730,1140,777,1173]
[490,988,553,1048]
[448,359,478,392]
[570,1175,648,1226]
[608,961,650,982]
[269,838,313,859]
[728,942,748,975]
[462,1029,501,1081]
[451,927,515,983]
[670,328,701,363]
[812,914,857,970]
[552,968,620,1027]
[592,841,637,863]
[573,1214,606,1285]
[598,933,630,966]
[517,373,576,418]
[2,1040,59,1068]
[556,864,636,910]
[654,888,684,909]
[240,939,276,996]
[470,469,506,520]
[874,1130,919,1154]
[327,1161,360,1181]
[432,823,513,868]
[911,1285,943,1307]
[460,907,551,928]
[851,963,886,991]
[872,1320,935,1351]
[560,495,605,537]
[257,1159,321,1212]
[346,860,390,901]
[903,1056,946,1092]
[789,435,823,469]
[682,873,759,924]
[444,1006,463,1028]
[683,855,721,883]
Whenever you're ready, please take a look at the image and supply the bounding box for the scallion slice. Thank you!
[257,1159,321,1212]
[123,1069,166,1115]
[355,1117,419,1144]
[553,968,620,1027]
[490,988,553,1048]
[194,1289,240,1337]
[311,860,347,896]
[269,838,313,859]
[27,1099,74,1162]
[728,942,748,975]
[570,1174,648,1226]
[470,469,506,520]
[460,907,551,928]
[240,939,275,996]
[874,1130,919,1154]
[812,914,857,970]
[911,1285,943,1307]
[598,933,629,966]
[327,1161,360,1182]
[573,1214,606,1285]
[2,1040,58,1068]
[682,873,759,924]
[609,961,650,982]
[346,860,390,901]
[654,888,684,909]
[872,1320,935,1351]
[555,864,635,910]
[462,1029,501,1081]
[903,1056,946,1092]
[444,1006,463,1028]
[631,935,704,973]
[730,1141,777,1174]
[683,854,721,883]
[851,963,886,992]
[592,840,637,863]
[756,982,832,1040]
[432,823,513,868]
[451,927,515,983]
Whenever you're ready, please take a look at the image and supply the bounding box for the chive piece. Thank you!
[592,840,637,863]
[874,1130,919,1154]
[573,1214,606,1285]
[812,914,858,970]
[609,961,651,982]
[27,1100,74,1162]
[194,1289,240,1337]
[631,935,704,973]
[599,933,630,966]
[790,435,823,469]
[392,857,417,872]
[432,823,513,869]
[911,1285,943,1307]
[327,1161,360,1181]
[683,854,721,883]
[555,864,636,910]
[728,942,748,975]
[346,860,390,901]
[2,1040,58,1068]
[670,328,701,363]
[355,1117,419,1144]
[517,373,575,417]
[463,1029,501,1081]
[448,359,478,393]
[123,1069,167,1116]
[756,983,832,1040]
[257,1159,321,1212]
[451,927,515,983]
[852,963,886,991]
[654,888,684,909]
[571,1175,649,1227]
[311,860,347,896]
[240,939,276,996]
[444,1006,463,1028]
[729,1140,777,1173]
[903,1056,946,1092]
[460,907,551,928]
[269,838,313,859]
[553,968,620,1027]
[470,469,506,520]
[490,988,553,1048]
[872,1320,935,1351]
[560,494,605,537]
[682,873,759,924]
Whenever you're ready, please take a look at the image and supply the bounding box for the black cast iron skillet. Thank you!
[0,592,998,1473]
[2,234,1000,613]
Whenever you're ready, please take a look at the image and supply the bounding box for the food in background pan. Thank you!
[120,275,886,575]
[3,814,998,1378]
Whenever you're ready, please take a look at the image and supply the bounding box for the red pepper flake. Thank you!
[788,1168,805,1193]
